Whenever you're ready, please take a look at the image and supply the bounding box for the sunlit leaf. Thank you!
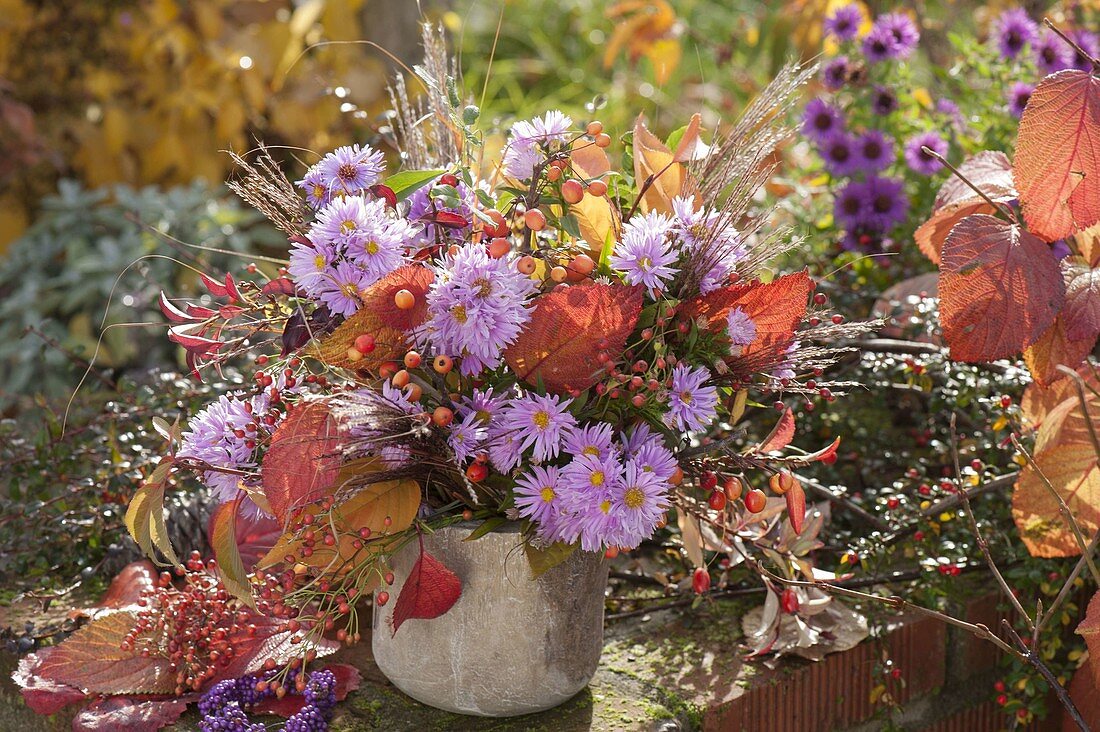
[261,402,341,523]
[1012,441,1100,557]
[390,547,462,635]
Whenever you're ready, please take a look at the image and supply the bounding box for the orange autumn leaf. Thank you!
[261,401,341,524]
[632,114,698,215]
[1014,70,1100,241]
[603,0,681,85]
[1012,441,1100,557]
[1023,315,1094,386]
[1074,224,1100,268]
[505,281,642,394]
[1021,364,1098,427]
[569,140,619,256]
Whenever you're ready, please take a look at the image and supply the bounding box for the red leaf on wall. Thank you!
[262,401,341,523]
[939,214,1065,362]
[391,548,462,636]
[1015,69,1100,241]
[915,151,1017,264]
[504,282,642,394]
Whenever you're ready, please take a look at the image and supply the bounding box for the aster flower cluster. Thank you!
[502,110,574,180]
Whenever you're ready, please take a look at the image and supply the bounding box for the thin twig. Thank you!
[1002,620,1090,731]
[1038,526,1100,634]
[1057,364,1100,460]
[920,147,1018,223]
[1043,18,1100,70]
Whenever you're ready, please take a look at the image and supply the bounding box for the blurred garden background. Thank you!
[4,0,1100,729]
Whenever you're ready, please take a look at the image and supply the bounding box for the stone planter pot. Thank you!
[371,522,608,716]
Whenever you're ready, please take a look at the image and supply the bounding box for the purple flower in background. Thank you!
[871,85,899,116]
[503,110,573,179]
[853,129,894,173]
[1034,30,1075,74]
[862,25,900,63]
[834,180,871,229]
[876,13,919,58]
[1068,30,1099,71]
[666,363,718,432]
[824,4,862,41]
[903,132,947,175]
[863,176,909,229]
[424,243,537,376]
[500,392,577,461]
[727,307,757,347]
[609,211,678,292]
[992,9,1038,59]
[563,421,616,461]
[609,461,670,549]
[822,56,851,91]
[801,98,844,141]
[316,143,385,196]
[819,131,861,176]
[1008,82,1035,118]
[315,260,369,317]
[514,465,562,524]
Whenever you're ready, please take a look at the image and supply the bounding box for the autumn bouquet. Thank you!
[15,37,869,727]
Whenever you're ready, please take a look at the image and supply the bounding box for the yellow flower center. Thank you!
[312,184,326,200]
[639,256,652,270]
[680,390,693,403]
[623,486,645,509]
[475,409,491,423]
[313,254,326,270]
[473,277,493,298]
[341,220,357,234]
[532,410,550,429]
[366,240,379,255]
[341,282,359,299]
[582,445,600,456]
[599,499,612,514]
[540,486,555,503]
[589,470,605,487]
[451,304,468,324]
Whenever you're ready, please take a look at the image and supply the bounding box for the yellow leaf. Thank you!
[209,498,257,607]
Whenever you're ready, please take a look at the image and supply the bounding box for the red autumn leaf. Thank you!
[1078,593,1100,685]
[370,184,397,209]
[90,561,156,612]
[167,325,222,354]
[158,292,193,323]
[73,696,191,732]
[430,210,470,229]
[1067,655,1100,730]
[391,548,462,636]
[1062,258,1100,343]
[262,401,342,523]
[1024,314,1094,386]
[200,272,229,297]
[806,436,841,464]
[758,408,795,452]
[13,653,87,714]
[252,664,361,716]
[261,277,297,297]
[915,151,1017,264]
[1015,69,1100,241]
[185,304,217,319]
[785,481,806,535]
[939,214,1065,362]
[223,273,242,302]
[505,281,642,394]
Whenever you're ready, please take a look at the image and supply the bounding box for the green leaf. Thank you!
[385,170,444,201]
[463,516,507,542]
[523,540,578,579]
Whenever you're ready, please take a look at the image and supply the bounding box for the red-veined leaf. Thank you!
[13,653,87,714]
[785,481,806,535]
[1015,69,1100,240]
[200,273,229,297]
[73,696,191,732]
[391,547,462,636]
[85,561,156,614]
[939,214,1065,362]
[915,151,1017,264]
[504,281,642,394]
[261,401,341,523]
[1062,257,1100,343]
[1024,315,1094,385]
[261,277,297,296]
[758,408,795,452]
[1012,441,1100,557]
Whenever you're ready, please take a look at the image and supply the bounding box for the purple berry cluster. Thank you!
[198,669,338,732]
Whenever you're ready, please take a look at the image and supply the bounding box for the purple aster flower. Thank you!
[834,180,871,229]
[871,85,899,116]
[570,493,620,552]
[423,243,538,376]
[853,129,894,173]
[560,453,624,504]
[315,260,369,317]
[316,143,385,196]
[448,412,487,464]
[1052,240,1072,259]
[514,465,562,525]
[609,461,670,549]
[287,239,337,292]
[1008,82,1035,118]
[671,196,744,294]
[801,98,844,142]
[631,436,678,482]
[500,392,577,461]
[296,166,330,210]
[563,421,616,461]
[459,387,507,424]
[1068,30,1099,71]
[863,176,909,229]
[1035,30,1074,74]
[936,98,966,131]
[727,307,758,348]
[406,175,475,246]
[771,341,799,382]
[665,363,718,433]
[503,110,573,180]
[487,422,523,473]
[862,25,900,63]
[824,4,862,41]
[621,423,658,459]
[904,132,947,175]
[992,9,1038,59]
[822,56,851,91]
[875,13,920,58]
[310,194,374,250]
[609,211,678,292]
[342,198,415,282]
[819,131,861,176]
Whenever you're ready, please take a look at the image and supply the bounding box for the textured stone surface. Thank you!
[371,523,609,717]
